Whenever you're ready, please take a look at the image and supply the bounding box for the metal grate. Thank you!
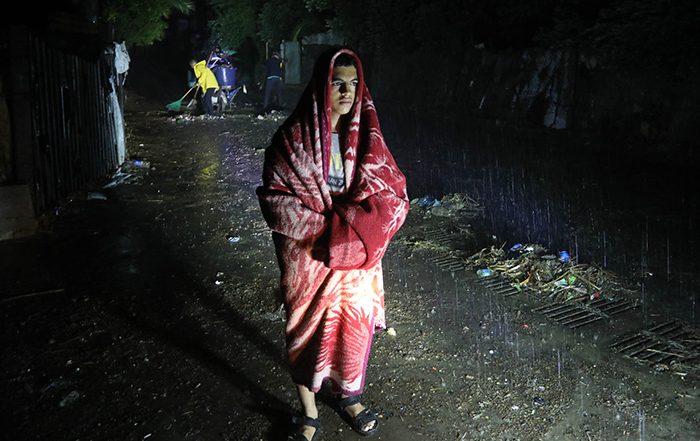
[423,229,463,246]
[611,320,700,369]
[477,275,528,297]
[426,253,467,272]
[533,297,636,328]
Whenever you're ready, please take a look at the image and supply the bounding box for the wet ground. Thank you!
[1,95,699,441]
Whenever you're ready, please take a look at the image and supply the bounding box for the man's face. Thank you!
[330,65,358,118]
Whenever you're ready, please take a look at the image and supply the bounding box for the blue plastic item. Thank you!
[476,268,493,277]
[558,250,571,263]
[509,243,523,252]
[417,195,438,208]
[213,66,237,88]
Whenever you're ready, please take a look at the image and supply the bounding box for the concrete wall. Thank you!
[0,185,37,240]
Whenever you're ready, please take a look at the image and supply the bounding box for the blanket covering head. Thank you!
[257,47,408,394]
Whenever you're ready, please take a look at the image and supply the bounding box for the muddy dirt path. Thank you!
[1,108,698,441]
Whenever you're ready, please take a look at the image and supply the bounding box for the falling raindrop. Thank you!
[556,349,562,385]
[666,236,671,282]
[603,231,607,268]
[641,282,648,325]
[638,407,645,441]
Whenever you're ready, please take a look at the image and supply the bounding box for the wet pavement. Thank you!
[1,102,699,440]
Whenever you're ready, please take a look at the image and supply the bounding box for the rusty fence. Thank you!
[28,33,120,214]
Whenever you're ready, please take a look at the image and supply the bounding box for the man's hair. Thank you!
[334,53,356,68]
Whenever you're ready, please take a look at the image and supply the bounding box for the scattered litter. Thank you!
[412,195,439,208]
[87,192,107,201]
[476,268,493,277]
[386,327,397,337]
[465,242,635,302]
[172,114,196,124]
[103,171,134,189]
[103,158,153,188]
[226,234,241,244]
[411,193,482,218]
[255,111,287,121]
[263,304,285,322]
[131,159,150,168]
[59,390,80,407]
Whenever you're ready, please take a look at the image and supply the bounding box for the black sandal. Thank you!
[337,395,379,437]
[287,415,321,441]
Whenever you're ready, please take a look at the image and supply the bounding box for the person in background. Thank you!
[189,58,219,116]
[257,47,409,441]
[262,51,284,113]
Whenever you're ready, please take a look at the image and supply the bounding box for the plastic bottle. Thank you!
[476,268,493,277]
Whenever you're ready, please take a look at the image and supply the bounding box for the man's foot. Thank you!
[288,415,320,441]
[338,395,379,437]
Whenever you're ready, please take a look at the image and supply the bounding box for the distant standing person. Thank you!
[189,59,219,116]
[262,52,284,112]
[257,47,409,441]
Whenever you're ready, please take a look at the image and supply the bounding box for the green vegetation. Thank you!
[105,0,193,47]
[105,0,699,76]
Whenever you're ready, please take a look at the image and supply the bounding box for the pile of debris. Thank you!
[466,243,634,303]
[410,193,483,218]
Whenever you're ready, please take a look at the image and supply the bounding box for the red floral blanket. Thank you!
[257,48,408,394]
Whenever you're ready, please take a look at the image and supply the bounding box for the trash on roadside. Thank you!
[476,268,493,277]
[558,250,571,263]
[59,390,80,407]
[438,193,482,215]
[103,171,134,188]
[465,242,634,303]
[131,159,150,168]
[410,193,482,218]
[412,195,439,208]
[263,303,285,322]
[171,114,196,124]
[386,327,397,337]
[87,192,107,201]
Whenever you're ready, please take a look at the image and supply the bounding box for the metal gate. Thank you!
[28,33,120,214]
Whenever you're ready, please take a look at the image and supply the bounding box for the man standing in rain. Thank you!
[262,51,284,113]
[189,58,219,116]
[257,47,409,440]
